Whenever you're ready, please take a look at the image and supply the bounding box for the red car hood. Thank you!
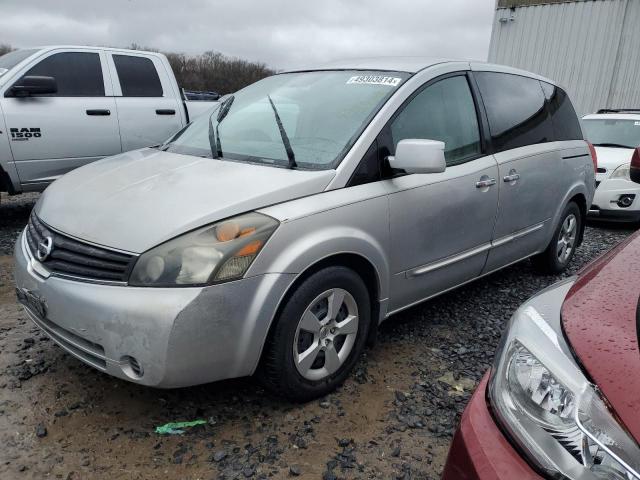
[562,232,640,442]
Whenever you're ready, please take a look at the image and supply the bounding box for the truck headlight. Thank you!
[489,280,640,480]
[129,212,278,286]
[610,163,631,180]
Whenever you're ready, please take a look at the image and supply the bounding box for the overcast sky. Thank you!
[0,0,495,70]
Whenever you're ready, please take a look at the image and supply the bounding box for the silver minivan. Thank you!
[14,58,595,401]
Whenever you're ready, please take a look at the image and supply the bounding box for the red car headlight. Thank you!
[489,280,640,480]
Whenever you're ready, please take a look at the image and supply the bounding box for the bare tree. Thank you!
[127,43,274,94]
[163,51,275,94]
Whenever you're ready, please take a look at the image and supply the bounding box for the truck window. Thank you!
[22,52,104,97]
[0,49,38,75]
[475,72,553,152]
[113,55,163,97]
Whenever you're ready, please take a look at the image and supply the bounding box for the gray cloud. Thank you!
[0,0,494,70]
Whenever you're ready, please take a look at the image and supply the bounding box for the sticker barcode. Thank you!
[346,76,402,87]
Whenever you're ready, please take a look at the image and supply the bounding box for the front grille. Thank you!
[26,212,136,283]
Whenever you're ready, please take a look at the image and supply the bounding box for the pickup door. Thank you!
[1,50,121,187]
[106,53,185,151]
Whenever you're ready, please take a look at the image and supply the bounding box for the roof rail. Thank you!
[596,108,640,114]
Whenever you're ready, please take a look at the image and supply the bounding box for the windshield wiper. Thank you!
[208,96,234,159]
[267,95,297,169]
[592,142,634,149]
[208,111,222,159]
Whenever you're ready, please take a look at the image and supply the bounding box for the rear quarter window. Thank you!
[475,71,554,152]
[540,82,583,141]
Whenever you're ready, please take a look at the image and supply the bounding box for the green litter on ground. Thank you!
[154,419,207,435]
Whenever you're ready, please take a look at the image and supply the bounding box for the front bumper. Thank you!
[442,374,542,480]
[14,230,295,387]
[588,178,640,222]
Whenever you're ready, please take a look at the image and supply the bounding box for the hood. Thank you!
[561,231,640,442]
[594,146,635,174]
[36,148,335,253]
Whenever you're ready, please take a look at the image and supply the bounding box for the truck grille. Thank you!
[25,212,136,283]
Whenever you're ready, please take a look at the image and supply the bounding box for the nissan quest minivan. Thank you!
[14,58,595,401]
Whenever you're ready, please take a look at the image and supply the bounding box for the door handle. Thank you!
[86,109,111,116]
[503,170,520,183]
[156,109,176,115]
[476,178,497,188]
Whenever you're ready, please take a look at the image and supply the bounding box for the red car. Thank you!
[443,232,640,480]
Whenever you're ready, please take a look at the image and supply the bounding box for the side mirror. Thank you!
[387,139,446,174]
[630,148,640,184]
[7,75,57,97]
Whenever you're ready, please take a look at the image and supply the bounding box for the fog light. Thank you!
[120,355,144,379]
[617,194,635,208]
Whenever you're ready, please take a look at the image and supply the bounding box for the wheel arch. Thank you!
[551,184,589,248]
[568,192,587,246]
[0,163,20,195]
[255,252,383,375]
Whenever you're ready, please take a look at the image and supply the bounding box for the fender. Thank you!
[249,195,391,303]
[0,101,21,194]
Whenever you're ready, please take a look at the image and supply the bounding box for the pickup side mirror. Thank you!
[630,147,640,184]
[387,139,446,174]
[7,76,57,97]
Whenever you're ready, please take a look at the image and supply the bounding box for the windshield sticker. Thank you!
[635,121,640,126]
[346,75,402,87]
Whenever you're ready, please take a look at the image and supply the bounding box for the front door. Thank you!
[385,74,499,312]
[1,50,120,187]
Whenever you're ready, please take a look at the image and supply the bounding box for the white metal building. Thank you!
[488,0,640,115]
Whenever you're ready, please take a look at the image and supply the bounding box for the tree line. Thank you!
[0,43,275,94]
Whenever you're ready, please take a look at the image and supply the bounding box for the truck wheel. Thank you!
[258,266,371,402]
[531,202,582,274]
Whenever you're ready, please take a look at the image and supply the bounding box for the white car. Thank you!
[583,109,640,222]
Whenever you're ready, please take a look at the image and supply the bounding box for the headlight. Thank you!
[610,163,631,180]
[489,279,640,480]
[129,212,278,286]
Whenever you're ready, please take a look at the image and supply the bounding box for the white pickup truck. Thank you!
[0,46,218,196]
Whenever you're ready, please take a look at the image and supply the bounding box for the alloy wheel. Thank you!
[293,288,359,381]
[557,213,577,264]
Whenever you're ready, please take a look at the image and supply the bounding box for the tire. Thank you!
[258,266,371,402]
[531,201,582,274]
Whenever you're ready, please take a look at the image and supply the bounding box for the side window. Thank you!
[113,55,163,97]
[22,52,104,96]
[475,72,553,152]
[390,75,482,167]
[540,82,583,141]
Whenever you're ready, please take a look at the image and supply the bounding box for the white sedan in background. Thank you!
[583,109,640,222]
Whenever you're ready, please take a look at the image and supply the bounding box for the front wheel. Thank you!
[531,201,582,274]
[258,266,371,402]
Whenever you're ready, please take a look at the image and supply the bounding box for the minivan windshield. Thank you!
[0,48,38,77]
[582,118,640,149]
[163,70,410,169]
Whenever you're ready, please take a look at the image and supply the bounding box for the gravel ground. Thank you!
[0,192,635,480]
